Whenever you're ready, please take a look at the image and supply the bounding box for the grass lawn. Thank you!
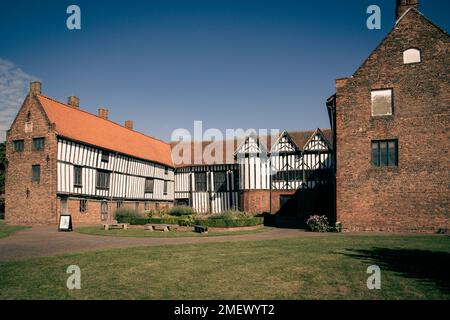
[0,234,449,299]
[0,220,29,238]
[75,226,271,238]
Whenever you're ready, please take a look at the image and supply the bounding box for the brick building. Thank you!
[5,83,174,225]
[327,1,449,232]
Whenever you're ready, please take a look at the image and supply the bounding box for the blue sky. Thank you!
[0,0,449,141]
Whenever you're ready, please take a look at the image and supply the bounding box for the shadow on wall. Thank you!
[275,183,335,228]
[342,247,450,294]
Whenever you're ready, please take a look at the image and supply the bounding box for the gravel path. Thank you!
[0,225,307,262]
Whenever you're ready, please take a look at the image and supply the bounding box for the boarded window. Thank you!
[13,140,24,152]
[145,178,154,193]
[371,89,393,116]
[96,170,110,189]
[74,166,82,187]
[214,171,227,192]
[31,165,40,182]
[163,180,168,195]
[79,199,87,213]
[371,140,398,167]
[195,172,207,192]
[32,137,45,150]
[403,48,421,64]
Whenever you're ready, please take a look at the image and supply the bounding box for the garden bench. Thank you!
[102,223,128,231]
[193,225,208,234]
[144,224,171,232]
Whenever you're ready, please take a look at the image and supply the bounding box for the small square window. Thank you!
[32,137,45,150]
[371,89,393,116]
[101,150,109,162]
[13,140,24,152]
[371,140,398,167]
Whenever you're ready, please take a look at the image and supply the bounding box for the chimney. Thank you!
[98,108,109,120]
[124,120,134,130]
[396,0,419,20]
[67,96,79,108]
[30,81,42,95]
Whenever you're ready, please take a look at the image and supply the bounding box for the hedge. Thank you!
[193,217,264,228]
[116,216,192,226]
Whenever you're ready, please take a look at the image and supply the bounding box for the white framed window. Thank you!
[371,89,393,116]
[403,48,421,64]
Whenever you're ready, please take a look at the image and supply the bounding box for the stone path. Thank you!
[0,225,309,262]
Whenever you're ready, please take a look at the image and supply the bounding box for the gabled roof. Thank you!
[36,95,174,167]
[352,8,449,78]
[170,129,332,167]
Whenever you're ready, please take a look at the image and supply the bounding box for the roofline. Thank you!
[57,134,174,169]
[37,94,171,147]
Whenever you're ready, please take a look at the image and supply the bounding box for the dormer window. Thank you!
[371,89,393,116]
[403,48,421,64]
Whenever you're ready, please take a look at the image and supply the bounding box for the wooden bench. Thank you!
[102,222,128,230]
[144,224,171,232]
[193,225,208,234]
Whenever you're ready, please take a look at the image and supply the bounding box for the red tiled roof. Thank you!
[37,95,173,167]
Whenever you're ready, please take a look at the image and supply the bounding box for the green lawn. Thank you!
[0,234,449,299]
[0,221,29,238]
[75,226,271,238]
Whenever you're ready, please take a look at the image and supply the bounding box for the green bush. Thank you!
[0,212,4,220]
[168,206,196,216]
[115,208,142,221]
[193,217,264,228]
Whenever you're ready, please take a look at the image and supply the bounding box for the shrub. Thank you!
[332,222,343,233]
[306,215,330,232]
[208,210,251,220]
[193,217,264,228]
[115,208,142,221]
[168,206,196,216]
[0,212,4,220]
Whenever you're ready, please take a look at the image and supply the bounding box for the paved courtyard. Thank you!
[0,225,308,262]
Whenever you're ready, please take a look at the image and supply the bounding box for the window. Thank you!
[371,89,393,116]
[79,199,87,213]
[101,150,109,162]
[144,202,150,211]
[403,48,421,64]
[233,170,239,191]
[116,201,123,209]
[371,140,398,167]
[163,180,168,195]
[13,140,24,152]
[96,170,110,189]
[31,165,40,182]
[145,178,154,193]
[32,137,45,150]
[164,167,169,175]
[74,166,82,187]
[195,172,207,192]
[214,172,227,192]
[135,202,139,211]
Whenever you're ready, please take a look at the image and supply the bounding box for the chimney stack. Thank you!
[125,120,134,130]
[67,96,80,108]
[30,81,42,95]
[98,108,109,120]
[396,0,419,20]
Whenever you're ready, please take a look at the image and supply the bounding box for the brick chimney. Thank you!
[98,108,109,120]
[396,0,419,20]
[67,96,80,108]
[30,81,42,95]
[124,120,134,130]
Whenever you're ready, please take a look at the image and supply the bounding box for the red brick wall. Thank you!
[241,190,296,214]
[335,10,450,232]
[5,94,58,225]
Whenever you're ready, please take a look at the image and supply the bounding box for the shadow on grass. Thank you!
[343,247,450,294]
